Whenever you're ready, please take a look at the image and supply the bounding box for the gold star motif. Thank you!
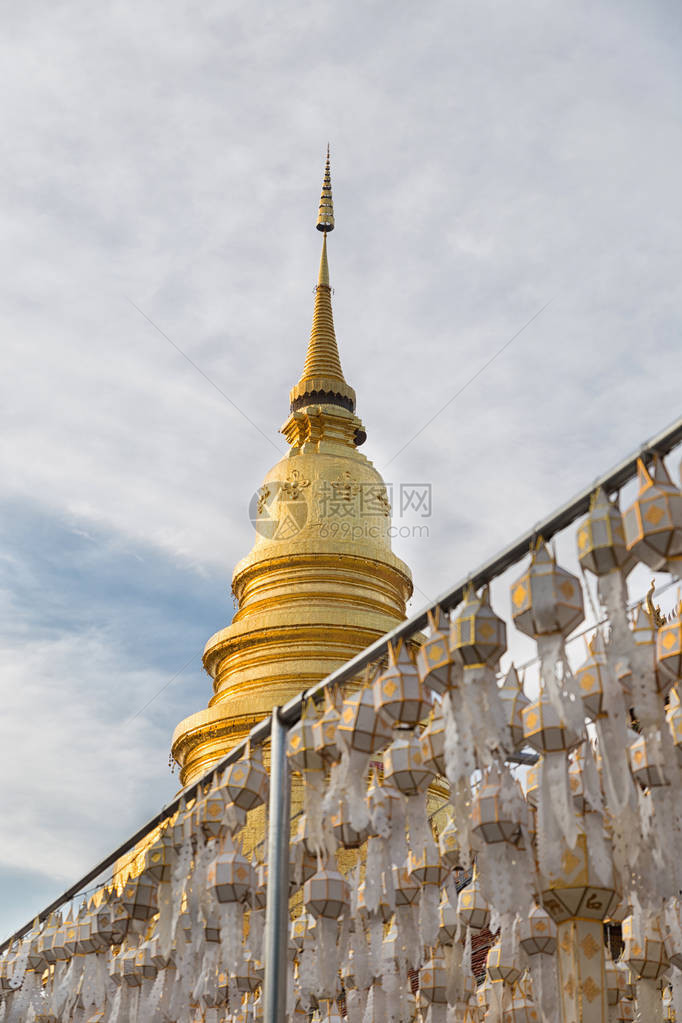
[582,977,600,1002]
[645,504,665,525]
[663,631,678,650]
[580,933,600,960]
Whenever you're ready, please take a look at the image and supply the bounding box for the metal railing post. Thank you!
[263,707,290,1023]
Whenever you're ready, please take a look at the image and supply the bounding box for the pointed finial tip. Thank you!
[316,145,334,233]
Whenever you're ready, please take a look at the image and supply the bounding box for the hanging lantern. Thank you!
[417,607,460,695]
[577,487,631,576]
[26,930,47,977]
[457,872,490,932]
[616,997,636,1022]
[666,685,682,763]
[288,699,324,774]
[392,864,420,907]
[169,799,193,853]
[304,867,349,920]
[357,882,393,923]
[148,935,170,971]
[408,845,448,889]
[290,816,318,887]
[52,914,75,961]
[522,688,580,754]
[629,733,668,788]
[93,893,129,948]
[383,732,434,795]
[511,540,584,638]
[567,746,588,812]
[658,602,682,692]
[622,912,670,979]
[623,456,682,571]
[575,631,609,720]
[519,904,557,956]
[120,875,159,922]
[331,797,369,849]
[498,665,530,750]
[312,687,342,764]
[234,956,264,993]
[605,951,625,1006]
[374,640,432,727]
[317,997,343,1023]
[73,906,96,955]
[203,908,221,943]
[438,814,462,869]
[419,705,446,776]
[0,953,17,993]
[418,949,448,1005]
[141,829,175,882]
[450,584,507,667]
[253,860,267,910]
[222,744,269,811]
[193,782,240,840]
[290,912,316,952]
[501,988,539,1023]
[616,960,636,1001]
[438,887,459,945]
[540,826,618,924]
[337,684,392,755]
[486,941,522,986]
[120,945,144,988]
[207,842,255,903]
[471,769,522,843]
[36,912,58,965]
[134,942,159,982]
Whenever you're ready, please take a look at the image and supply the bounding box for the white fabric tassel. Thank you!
[419,884,440,951]
[219,901,244,976]
[635,978,664,1022]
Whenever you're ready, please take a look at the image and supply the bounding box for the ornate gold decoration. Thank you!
[280,469,310,499]
[582,976,600,1002]
[316,144,334,233]
[256,486,270,515]
[331,471,360,501]
[580,932,600,960]
[171,153,413,785]
[646,579,666,628]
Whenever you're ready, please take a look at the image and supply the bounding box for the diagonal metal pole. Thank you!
[263,707,290,1023]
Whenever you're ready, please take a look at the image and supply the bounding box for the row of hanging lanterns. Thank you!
[1,453,682,1022]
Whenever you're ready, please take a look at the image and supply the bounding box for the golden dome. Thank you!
[172,152,412,786]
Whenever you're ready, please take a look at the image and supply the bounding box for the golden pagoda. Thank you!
[171,150,413,786]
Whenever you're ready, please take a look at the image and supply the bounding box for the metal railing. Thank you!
[2,412,681,1017]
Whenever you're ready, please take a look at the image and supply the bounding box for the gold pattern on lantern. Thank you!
[580,932,600,959]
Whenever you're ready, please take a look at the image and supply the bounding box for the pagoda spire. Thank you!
[289,148,356,414]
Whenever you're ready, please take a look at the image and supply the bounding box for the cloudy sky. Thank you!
[1,0,682,938]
